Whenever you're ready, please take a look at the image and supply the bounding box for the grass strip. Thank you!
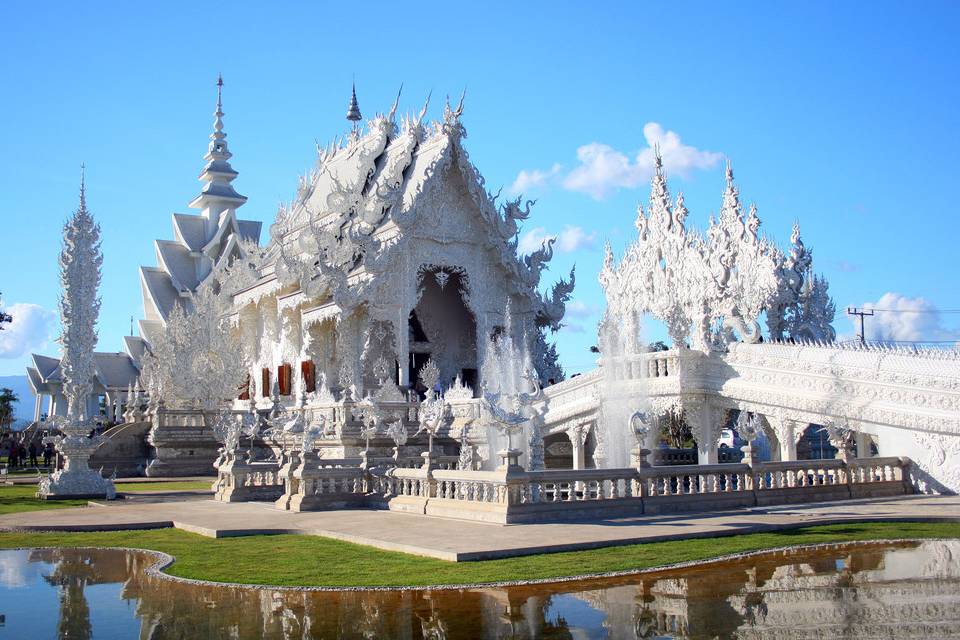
[0,481,211,515]
[0,521,957,588]
[0,485,87,514]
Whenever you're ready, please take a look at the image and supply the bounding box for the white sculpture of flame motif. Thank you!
[601,153,836,351]
[39,179,116,499]
[141,285,248,412]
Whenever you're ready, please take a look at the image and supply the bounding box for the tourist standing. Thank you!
[28,442,38,467]
[43,442,53,467]
[8,443,18,467]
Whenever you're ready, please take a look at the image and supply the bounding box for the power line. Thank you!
[846,307,874,344]
[863,308,960,314]
[838,339,960,345]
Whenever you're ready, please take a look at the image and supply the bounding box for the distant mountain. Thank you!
[0,375,36,427]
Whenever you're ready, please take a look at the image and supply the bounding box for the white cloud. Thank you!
[846,293,960,343]
[0,302,57,359]
[509,163,562,195]
[518,225,597,255]
[562,122,724,200]
[566,300,602,319]
[0,552,46,588]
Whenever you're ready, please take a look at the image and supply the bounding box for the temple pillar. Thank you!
[567,423,588,470]
[687,400,718,465]
[396,307,409,389]
[34,394,43,422]
[768,413,799,462]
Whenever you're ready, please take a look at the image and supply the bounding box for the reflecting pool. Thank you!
[0,540,958,639]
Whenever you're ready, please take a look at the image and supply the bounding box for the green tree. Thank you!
[0,388,19,432]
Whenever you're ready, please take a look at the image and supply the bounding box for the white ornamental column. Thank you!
[567,423,588,470]
[769,412,799,462]
[38,172,115,500]
[687,400,718,465]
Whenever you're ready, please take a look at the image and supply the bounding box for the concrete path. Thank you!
[1,495,957,561]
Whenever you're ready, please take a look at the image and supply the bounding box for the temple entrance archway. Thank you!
[409,266,478,394]
[543,432,573,469]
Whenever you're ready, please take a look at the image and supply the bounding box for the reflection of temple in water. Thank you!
[29,548,153,640]
[571,541,960,639]
[17,541,960,639]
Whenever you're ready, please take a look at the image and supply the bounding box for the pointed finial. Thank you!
[346,81,362,123]
[79,163,87,211]
[415,90,432,125]
[387,83,403,122]
[216,73,223,110]
[454,87,466,117]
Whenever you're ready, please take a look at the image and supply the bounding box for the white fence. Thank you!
[225,454,913,522]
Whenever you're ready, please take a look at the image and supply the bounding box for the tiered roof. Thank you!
[138,76,261,342]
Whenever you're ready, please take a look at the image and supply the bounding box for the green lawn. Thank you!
[0,484,88,514]
[0,480,211,515]
[0,521,957,588]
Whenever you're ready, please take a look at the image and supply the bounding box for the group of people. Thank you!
[4,440,53,468]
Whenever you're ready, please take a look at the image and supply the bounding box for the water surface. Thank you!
[0,540,958,639]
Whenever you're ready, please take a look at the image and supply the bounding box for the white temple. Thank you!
[25,78,960,506]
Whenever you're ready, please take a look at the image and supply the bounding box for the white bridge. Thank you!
[542,341,960,494]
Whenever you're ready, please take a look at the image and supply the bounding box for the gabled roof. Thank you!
[92,352,140,388]
[155,239,199,292]
[171,214,206,251]
[140,266,182,321]
[122,335,148,368]
[27,351,140,393]
[31,353,60,381]
[237,220,262,243]
[25,366,45,395]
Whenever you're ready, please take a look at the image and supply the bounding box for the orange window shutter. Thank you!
[279,363,292,395]
[261,368,270,397]
[301,361,316,393]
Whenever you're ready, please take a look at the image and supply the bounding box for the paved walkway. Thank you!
[1,495,957,561]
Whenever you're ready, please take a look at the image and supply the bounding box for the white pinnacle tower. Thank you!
[137,75,261,344]
[39,169,116,500]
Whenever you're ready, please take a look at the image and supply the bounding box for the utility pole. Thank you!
[847,307,874,344]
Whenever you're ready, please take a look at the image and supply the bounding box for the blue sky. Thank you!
[1,1,959,380]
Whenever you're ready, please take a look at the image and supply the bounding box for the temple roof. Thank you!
[137,76,262,330]
[171,213,206,251]
[28,351,143,393]
[231,94,572,330]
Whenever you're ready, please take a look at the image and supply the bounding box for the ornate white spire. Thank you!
[59,167,102,422]
[38,169,116,499]
[189,74,247,214]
